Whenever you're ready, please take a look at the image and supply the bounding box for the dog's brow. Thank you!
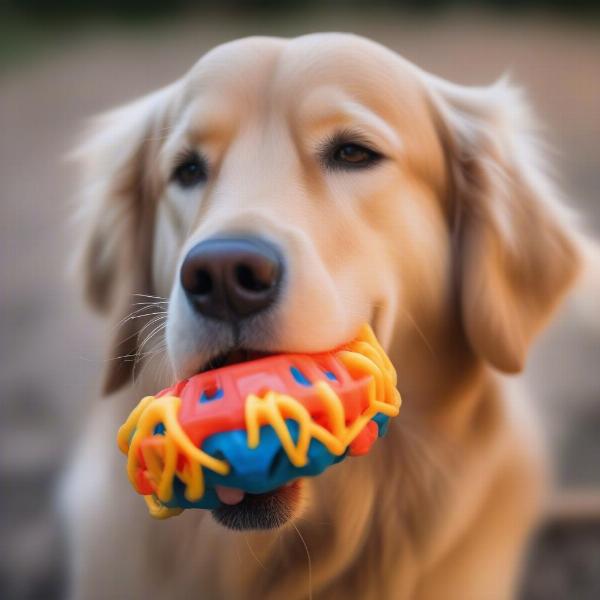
[158,98,236,175]
[186,101,237,145]
[300,93,402,153]
[187,111,234,144]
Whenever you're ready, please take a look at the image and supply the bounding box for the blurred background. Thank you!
[1,1,599,598]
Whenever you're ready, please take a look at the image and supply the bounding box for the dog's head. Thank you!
[74,33,580,530]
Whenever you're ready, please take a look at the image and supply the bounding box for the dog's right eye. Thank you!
[172,152,208,188]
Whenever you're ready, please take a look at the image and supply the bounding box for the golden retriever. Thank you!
[63,33,585,599]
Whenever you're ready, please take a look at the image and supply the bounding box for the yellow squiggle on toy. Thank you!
[117,395,230,513]
[118,324,400,518]
[245,324,401,464]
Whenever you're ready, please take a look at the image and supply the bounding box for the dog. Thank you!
[62,33,585,599]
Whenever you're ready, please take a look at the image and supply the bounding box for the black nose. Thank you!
[180,236,283,322]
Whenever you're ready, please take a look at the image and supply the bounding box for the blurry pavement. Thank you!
[1,11,599,599]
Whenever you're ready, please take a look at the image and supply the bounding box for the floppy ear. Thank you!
[432,78,581,372]
[73,85,174,394]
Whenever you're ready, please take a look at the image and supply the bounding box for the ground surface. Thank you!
[1,11,599,599]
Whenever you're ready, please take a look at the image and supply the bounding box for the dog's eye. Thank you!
[323,139,383,171]
[172,152,208,188]
[335,144,375,165]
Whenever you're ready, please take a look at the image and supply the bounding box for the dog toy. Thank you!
[118,324,401,519]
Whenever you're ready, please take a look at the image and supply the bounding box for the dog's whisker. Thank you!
[138,313,168,328]
[134,327,167,380]
[102,315,167,371]
[125,311,168,321]
[131,301,169,307]
[132,293,168,301]
[232,535,243,568]
[116,304,158,325]
[107,347,163,363]
[136,344,170,382]
[110,314,166,349]
[137,331,166,360]
[120,311,168,327]
[291,522,313,600]
[400,307,436,359]
[107,314,168,381]
[243,535,267,571]
[108,321,161,350]
[115,304,167,329]
[137,317,168,340]
[106,354,140,363]
[157,349,172,383]
[138,341,167,362]
[138,322,167,354]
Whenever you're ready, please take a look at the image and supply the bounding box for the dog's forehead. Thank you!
[186,36,285,94]
[184,34,426,115]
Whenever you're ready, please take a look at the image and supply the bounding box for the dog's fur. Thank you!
[63,34,584,599]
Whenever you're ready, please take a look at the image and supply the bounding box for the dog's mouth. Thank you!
[194,346,303,530]
[203,347,270,371]
[211,480,303,530]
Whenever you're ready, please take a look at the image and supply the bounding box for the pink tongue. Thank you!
[215,485,245,505]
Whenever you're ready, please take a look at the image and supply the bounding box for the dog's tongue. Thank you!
[215,485,245,505]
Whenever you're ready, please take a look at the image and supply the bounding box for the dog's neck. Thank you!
[387,305,494,440]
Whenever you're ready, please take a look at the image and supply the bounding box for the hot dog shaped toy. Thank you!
[118,324,401,519]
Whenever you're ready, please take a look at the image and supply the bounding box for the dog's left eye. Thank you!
[322,139,383,170]
[172,152,208,188]
[335,144,375,165]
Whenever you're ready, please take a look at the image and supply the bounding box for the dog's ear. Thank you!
[431,78,581,372]
[72,86,174,394]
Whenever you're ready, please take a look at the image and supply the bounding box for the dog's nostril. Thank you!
[194,270,213,295]
[235,264,271,292]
